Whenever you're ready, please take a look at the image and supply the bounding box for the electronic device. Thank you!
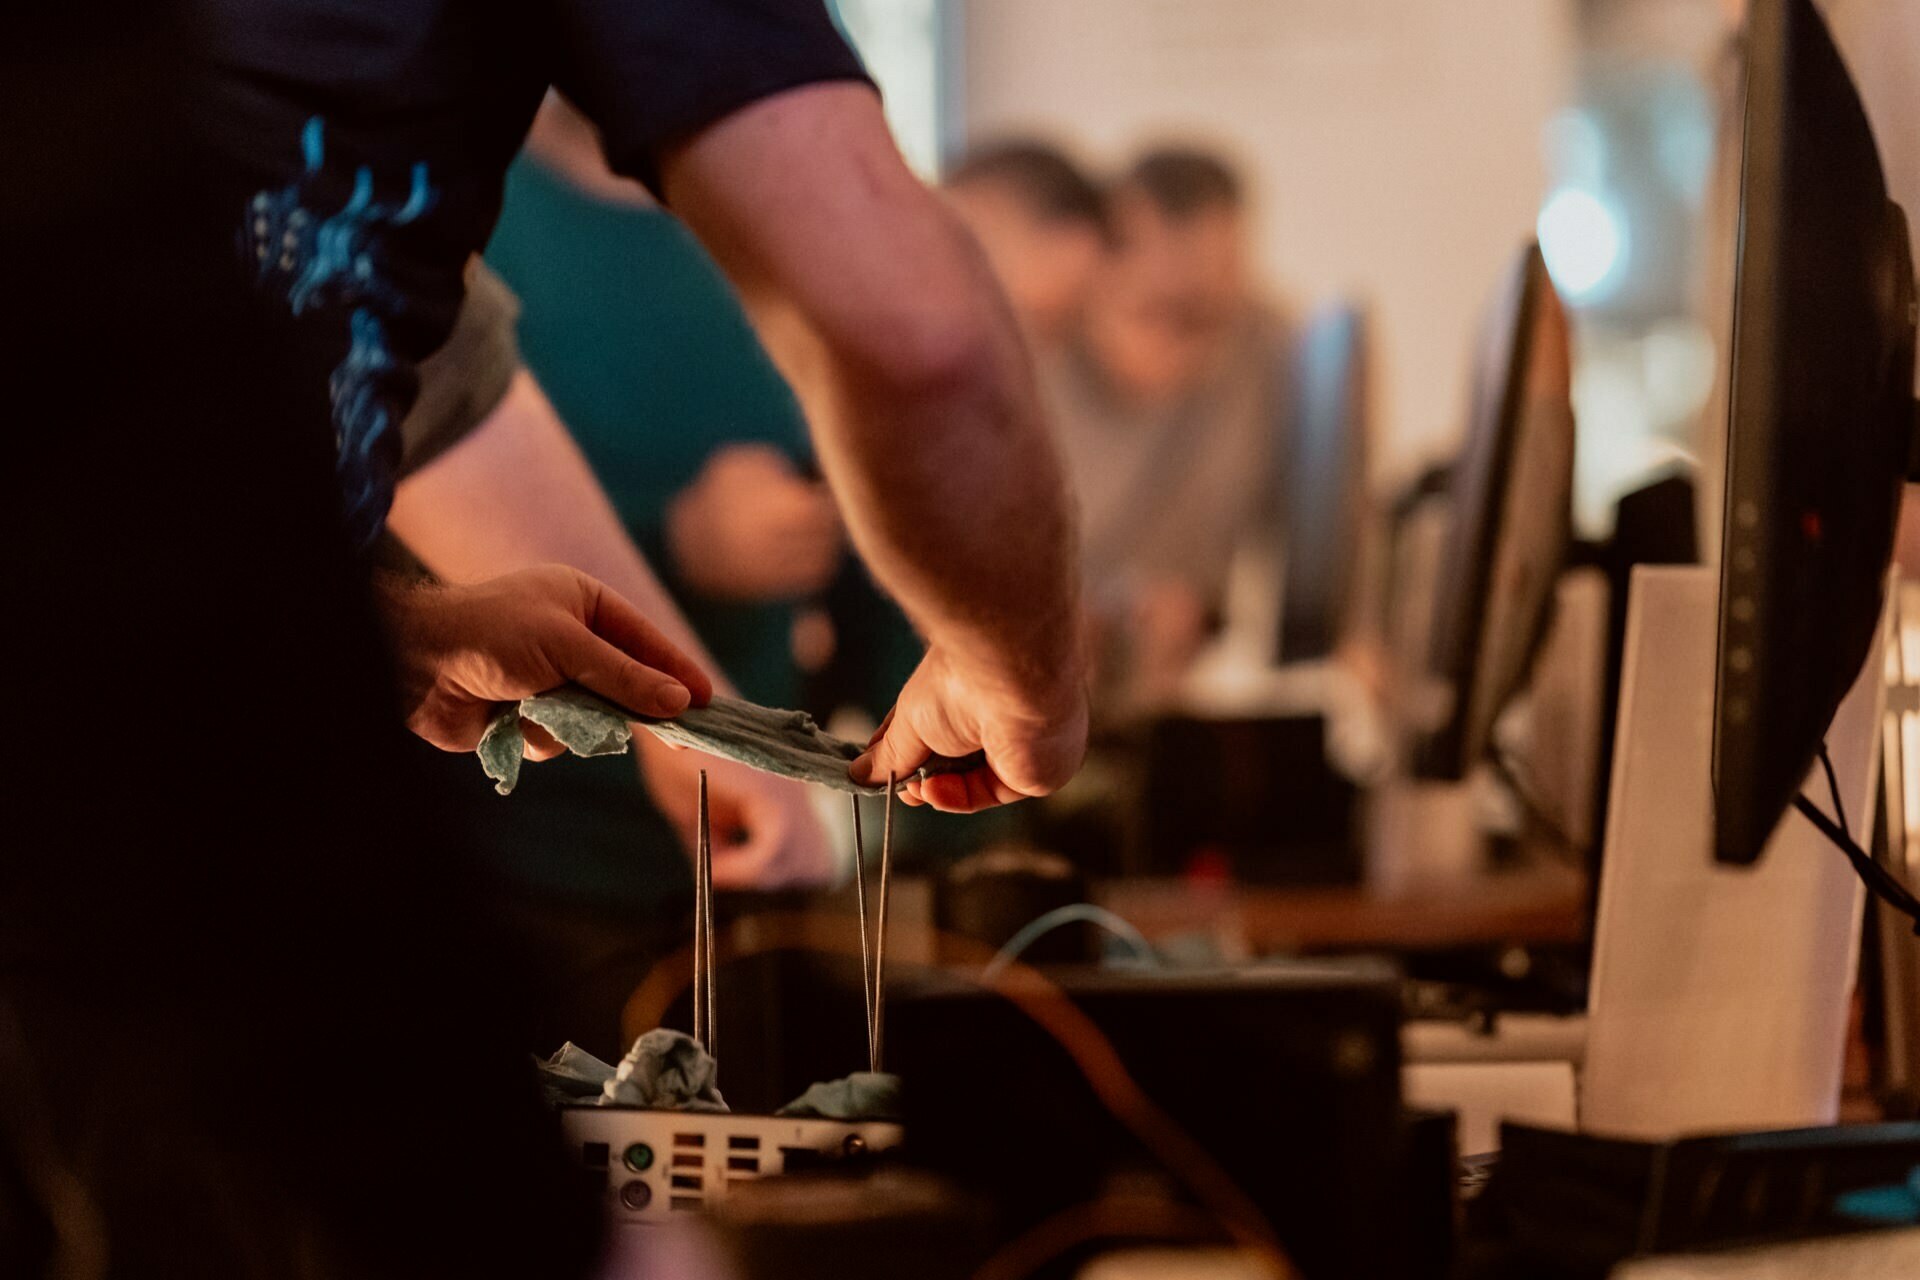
[1710,0,1919,866]
[1580,0,1917,1136]
[889,960,1418,1278]
[558,1107,904,1226]
[1279,303,1371,662]
[1413,241,1576,781]
[556,771,905,1229]
[707,1167,996,1280]
[1473,1120,1920,1273]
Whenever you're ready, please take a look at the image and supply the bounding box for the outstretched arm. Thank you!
[662,83,1088,810]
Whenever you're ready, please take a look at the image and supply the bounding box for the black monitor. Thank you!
[1710,0,1919,865]
[1413,242,1576,780]
[1279,303,1370,662]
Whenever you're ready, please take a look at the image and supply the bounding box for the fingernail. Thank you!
[849,752,873,784]
[656,682,691,715]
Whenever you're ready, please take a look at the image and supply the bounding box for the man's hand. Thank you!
[667,444,842,601]
[377,564,713,755]
[665,84,1091,811]
[851,646,1088,813]
[636,736,834,888]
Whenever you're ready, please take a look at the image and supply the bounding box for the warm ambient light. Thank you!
[1538,186,1628,302]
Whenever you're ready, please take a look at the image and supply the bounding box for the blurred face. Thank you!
[946,183,1106,344]
[1084,189,1250,405]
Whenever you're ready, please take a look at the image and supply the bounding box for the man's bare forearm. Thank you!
[387,368,735,695]
[799,282,1079,703]
[664,84,1081,706]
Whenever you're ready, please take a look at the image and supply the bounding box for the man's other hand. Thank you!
[850,646,1088,813]
[666,444,842,601]
[378,564,713,755]
[636,736,834,888]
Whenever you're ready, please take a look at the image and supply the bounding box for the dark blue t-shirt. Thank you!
[189,0,867,545]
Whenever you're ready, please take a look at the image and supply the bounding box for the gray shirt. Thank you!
[398,258,523,480]
[1042,305,1290,619]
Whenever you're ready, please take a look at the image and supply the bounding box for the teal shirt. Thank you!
[455,156,813,907]
[486,155,811,707]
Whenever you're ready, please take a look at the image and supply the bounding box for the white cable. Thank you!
[982,904,1159,982]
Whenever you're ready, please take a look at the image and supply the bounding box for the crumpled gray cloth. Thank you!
[539,1037,898,1120]
[602,1028,728,1112]
[536,1041,620,1105]
[776,1071,902,1121]
[480,686,636,795]
[479,687,981,797]
[535,1031,728,1110]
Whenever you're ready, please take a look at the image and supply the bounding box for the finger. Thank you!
[549,625,696,720]
[867,706,897,748]
[850,712,932,788]
[708,794,754,856]
[711,838,782,890]
[919,766,1024,814]
[520,722,566,762]
[578,577,716,707]
[708,788,785,889]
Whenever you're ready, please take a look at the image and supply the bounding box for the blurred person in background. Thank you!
[1046,146,1294,715]
[944,140,1112,355]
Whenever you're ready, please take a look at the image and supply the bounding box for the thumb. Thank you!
[706,781,783,888]
[850,709,931,788]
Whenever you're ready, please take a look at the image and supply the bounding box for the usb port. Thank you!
[670,1174,703,1191]
[727,1156,759,1172]
[671,1152,703,1169]
[727,1135,761,1151]
[673,1133,705,1148]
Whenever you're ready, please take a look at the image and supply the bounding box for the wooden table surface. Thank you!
[1096,860,1589,955]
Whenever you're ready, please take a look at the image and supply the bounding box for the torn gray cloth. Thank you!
[602,1028,728,1112]
[535,1031,727,1111]
[776,1071,902,1121]
[479,686,637,795]
[478,687,982,797]
[641,694,886,793]
[536,1042,619,1105]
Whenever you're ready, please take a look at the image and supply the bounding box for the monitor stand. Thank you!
[1581,564,1890,1137]
[1871,578,1920,1116]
